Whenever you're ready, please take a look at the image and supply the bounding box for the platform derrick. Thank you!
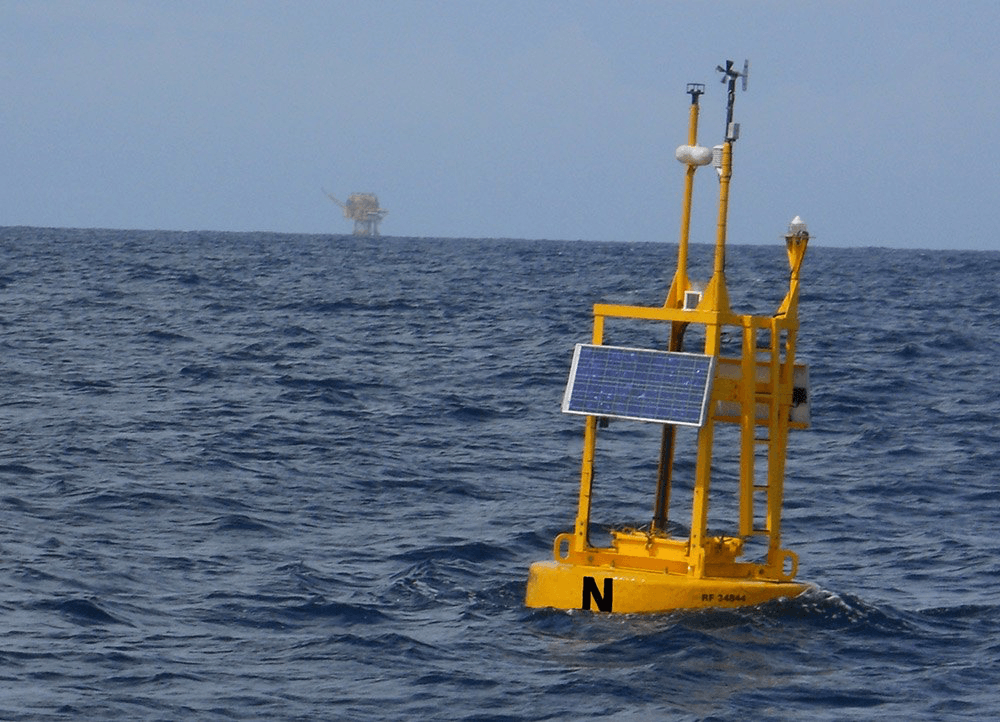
[525,60,815,613]
[323,190,388,237]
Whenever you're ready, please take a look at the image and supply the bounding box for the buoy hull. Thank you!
[525,560,808,613]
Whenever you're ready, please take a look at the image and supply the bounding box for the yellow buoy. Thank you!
[525,61,813,613]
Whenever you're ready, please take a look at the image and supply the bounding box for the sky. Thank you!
[2,1,998,249]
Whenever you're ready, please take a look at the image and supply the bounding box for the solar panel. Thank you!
[562,344,715,426]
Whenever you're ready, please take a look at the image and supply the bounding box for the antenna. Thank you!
[686,82,705,104]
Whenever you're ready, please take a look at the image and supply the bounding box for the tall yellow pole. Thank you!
[690,61,745,572]
[654,84,705,534]
[666,83,705,310]
[674,89,701,300]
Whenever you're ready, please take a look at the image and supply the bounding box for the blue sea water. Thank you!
[1,226,998,720]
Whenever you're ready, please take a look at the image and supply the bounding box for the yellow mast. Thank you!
[690,60,743,577]
[654,83,705,534]
[665,83,705,311]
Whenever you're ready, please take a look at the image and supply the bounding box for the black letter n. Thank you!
[582,576,613,612]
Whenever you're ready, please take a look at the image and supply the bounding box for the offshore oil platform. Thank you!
[323,190,388,237]
[525,60,814,613]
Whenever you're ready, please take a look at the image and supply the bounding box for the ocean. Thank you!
[1,226,998,720]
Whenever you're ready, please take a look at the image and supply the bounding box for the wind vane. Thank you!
[717,59,749,141]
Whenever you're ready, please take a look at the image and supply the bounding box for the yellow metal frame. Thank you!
[525,69,812,613]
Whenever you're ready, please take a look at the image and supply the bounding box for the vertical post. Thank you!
[574,414,598,552]
[651,434,673,533]
[689,61,746,572]
[654,82,704,533]
[699,142,732,315]
[765,319,788,569]
[689,410,715,577]
[672,83,704,304]
[738,320,757,537]
[689,314,723,577]
[703,59,747,314]
[574,311,606,551]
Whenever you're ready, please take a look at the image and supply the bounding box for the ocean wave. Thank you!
[2,229,999,719]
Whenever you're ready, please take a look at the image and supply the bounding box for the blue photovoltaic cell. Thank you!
[562,344,715,426]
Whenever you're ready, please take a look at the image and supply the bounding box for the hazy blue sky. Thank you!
[2,1,998,248]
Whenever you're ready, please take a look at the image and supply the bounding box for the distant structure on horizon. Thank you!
[323,190,388,237]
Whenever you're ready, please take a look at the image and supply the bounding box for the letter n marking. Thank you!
[582,576,613,612]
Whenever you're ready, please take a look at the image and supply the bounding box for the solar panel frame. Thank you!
[562,344,716,427]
